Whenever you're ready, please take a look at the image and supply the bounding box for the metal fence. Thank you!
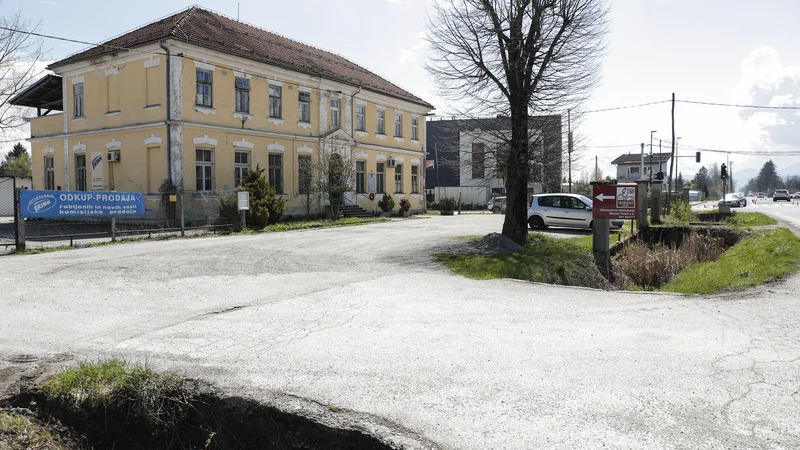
[3,189,236,254]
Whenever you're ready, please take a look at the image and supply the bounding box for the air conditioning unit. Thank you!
[107,150,121,162]
[387,159,397,168]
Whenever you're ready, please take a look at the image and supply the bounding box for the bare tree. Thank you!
[0,9,45,136]
[315,136,357,220]
[426,0,608,244]
[297,153,318,218]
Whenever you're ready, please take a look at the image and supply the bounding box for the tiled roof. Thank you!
[611,152,672,165]
[49,7,433,108]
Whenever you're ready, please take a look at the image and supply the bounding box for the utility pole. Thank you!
[730,161,734,192]
[640,143,645,178]
[595,154,598,180]
[649,130,657,185]
[668,93,676,213]
[568,109,573,193]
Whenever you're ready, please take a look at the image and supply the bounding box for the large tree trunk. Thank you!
[502,99,531,245]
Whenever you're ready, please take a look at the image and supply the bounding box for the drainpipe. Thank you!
[159,41,172,186]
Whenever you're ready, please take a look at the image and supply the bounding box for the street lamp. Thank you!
[649,130,657,184]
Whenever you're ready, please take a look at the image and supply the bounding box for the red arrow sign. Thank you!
[592,184,638,220]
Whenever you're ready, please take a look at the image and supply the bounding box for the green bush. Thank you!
[440,197,457,211]
[378,193,395,212]
[218,192,242,231]
[399,198,411,212]
[242,164,285,229]
[666,199,696,224]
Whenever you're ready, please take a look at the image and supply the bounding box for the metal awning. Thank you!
[9,74,63,114]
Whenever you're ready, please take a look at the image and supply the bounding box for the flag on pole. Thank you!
[426,160,435,169]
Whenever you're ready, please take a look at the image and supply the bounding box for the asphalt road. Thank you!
[695,196,800,231]
[1,215,799,449]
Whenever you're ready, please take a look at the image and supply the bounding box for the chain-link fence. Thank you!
[5,189,235,253]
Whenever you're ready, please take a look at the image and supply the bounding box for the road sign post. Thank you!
[592,183,639,279]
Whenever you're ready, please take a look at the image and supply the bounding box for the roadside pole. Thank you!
[591,183,638,280]
[111,217,116,242]
[179,191,185,237]
[590,181,611,279]
[636,179,649,230]
[238,191,250,231]
[14,186,25,252]
[651,180,662,224]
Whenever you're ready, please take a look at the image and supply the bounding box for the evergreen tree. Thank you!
[755,160,783,192]
[241,164,285,229]
[676,173,685,191]
[692,166,709,195]
[0,143,32,177]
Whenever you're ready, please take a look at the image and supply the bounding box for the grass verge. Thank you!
[661,228,800,294]
[0,410,65,449]
[726,212,777,228]
[263,216,387,232]
[435,233,607,288]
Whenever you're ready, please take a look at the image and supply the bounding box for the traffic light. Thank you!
[721,163,728,180]
[696,151,701,163]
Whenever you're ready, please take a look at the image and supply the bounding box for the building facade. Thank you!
[14,7,433,216]
[610,152,672,184]
[425,116,562,203]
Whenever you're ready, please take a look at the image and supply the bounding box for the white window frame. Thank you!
[196,148,214,191]
[269,153,283,194]
[394,113,403,137]
[298,91,311,123]
[395,163,403,193]
[356,160,366,194]
[75,154,86,191]
[44,156,55,190]
[356,105,365,131]
[377,110,385,135]
[411,165,419,194]
[331,99,340,128]
[412,118,418,140]
[234,77,250,113]
[269,85,282,118]
[196,70,213,107]
[234,151,250,186]
[73,83,84,117]
[376,162,385,194]
[298,154,312,195]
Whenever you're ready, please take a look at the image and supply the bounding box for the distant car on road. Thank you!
[756,193,766,199]
[773,189,791,202]
[719,193,747,208]
[527,193,624,230]
[487,196,506,213]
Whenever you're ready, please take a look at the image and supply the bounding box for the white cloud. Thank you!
[734,47,800,149]
[399,31,428,65]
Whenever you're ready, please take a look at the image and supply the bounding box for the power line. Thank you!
[658,139,800,156]
[584,100,670,113]
[677,99,800,111]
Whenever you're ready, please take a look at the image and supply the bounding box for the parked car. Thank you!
[756,193,766,199]
[719,193,747,208]
[527,193,624,230]
[792,192,800,199]
[487,196,507,213]
[773,189,791,202]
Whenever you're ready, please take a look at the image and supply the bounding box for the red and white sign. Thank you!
[592,184,638,220]
[426,159,435,169]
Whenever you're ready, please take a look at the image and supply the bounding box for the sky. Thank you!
[2,0,799,186]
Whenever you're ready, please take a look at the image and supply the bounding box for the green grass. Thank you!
[42,359,192,427]
[263,216,387,232]
[726,212,777,228]
[0,410,63,449]
[661,228,800,294]
[435,233,606,288]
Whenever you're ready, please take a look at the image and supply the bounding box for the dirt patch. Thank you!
[465,233,523,255]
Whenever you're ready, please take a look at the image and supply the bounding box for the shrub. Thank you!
[378,193,395,212]
[399,198,411,212]
[241,164,285,229]
[667,199,696,224]
[440,197,457,211]
[218,192,242,231]
[616,233,726,289]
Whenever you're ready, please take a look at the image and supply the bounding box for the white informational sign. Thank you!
[91,152,105,190]
[237,191,250,210]
[368,173,376,193]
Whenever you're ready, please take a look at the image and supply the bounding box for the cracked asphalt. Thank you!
[1,214,799,449]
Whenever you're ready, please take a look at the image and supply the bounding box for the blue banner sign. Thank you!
[20,190,145,218]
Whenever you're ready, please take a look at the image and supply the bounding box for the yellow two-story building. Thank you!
[12,6,433,216]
